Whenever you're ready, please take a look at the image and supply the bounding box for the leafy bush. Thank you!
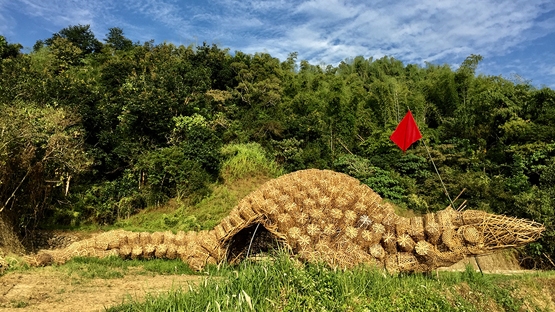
[135,146,212,205]
[334,154,407,202]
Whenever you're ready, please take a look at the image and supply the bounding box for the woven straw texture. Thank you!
[28,169,545,273]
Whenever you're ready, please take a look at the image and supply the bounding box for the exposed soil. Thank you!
[0,267,201,312]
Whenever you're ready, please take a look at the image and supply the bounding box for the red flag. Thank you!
[390,111,422,152]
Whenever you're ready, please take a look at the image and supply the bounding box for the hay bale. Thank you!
[397,253,418,271]
[382,232,397,254]
[395,217,411,236]
[139,232,152,245]
[119,245,132,259]
[397,234,415,252]
[441,228,463,250]
[143,244,156,259]
[306,224,320,237]
[131,246,143,259]
[462,210,487,225]
[408,216,425,241]
[166,244,178,259]
[344,210,357,225]
[345,226,359,240]
[151,232,164,245]
[127,232,140,245]
[369,244,385,260]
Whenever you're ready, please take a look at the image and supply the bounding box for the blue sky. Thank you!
[1,0,555,88]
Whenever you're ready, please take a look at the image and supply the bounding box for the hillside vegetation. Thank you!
[1,25,554,269]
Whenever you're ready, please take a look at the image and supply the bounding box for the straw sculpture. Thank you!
[28,169,545,273]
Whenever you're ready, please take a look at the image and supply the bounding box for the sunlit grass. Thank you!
[106,252,555,312]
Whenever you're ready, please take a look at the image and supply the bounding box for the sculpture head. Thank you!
[455,209,544,250]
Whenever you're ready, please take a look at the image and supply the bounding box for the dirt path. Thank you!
[0,268,201,312]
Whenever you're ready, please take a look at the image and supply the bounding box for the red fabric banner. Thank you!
[390,111,422,152]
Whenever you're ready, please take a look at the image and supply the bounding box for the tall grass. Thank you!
[106,253,550,312]
[220,143,283,182]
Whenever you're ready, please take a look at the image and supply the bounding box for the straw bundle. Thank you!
[309,208,325,220]
[214,224,227,241]
[357,215,373,229]
[369,243,386,260]
[307,224,321,237]
[330,208,343,220]
[395,217,411,236]
[166,244,178,259]
[175,231,187,245]
[382,232,397,254]
[397,253,418,272]
[151,232,164,245]
[435,210,453,230]
[345,226,358,240]
[408,216,425,241]
[459,226,483,245]
[322,223,336,236]
[131,246,143,259]
[288,227,301,240]
[344,210,357,225]
[441,228,463,250]
[462,210,487,225]
[139,232,152,245]
[143,244,156,259]
[155,244,168,258]
[397,234,415,252]
[118,245,132,259]
[127,232,140,245]
[318,196,331,208]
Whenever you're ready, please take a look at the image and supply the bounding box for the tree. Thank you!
[0,36,22,59]
[45,24,102,55]
[104,27,133,51]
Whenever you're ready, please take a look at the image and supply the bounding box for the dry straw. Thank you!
[28,169,545,273]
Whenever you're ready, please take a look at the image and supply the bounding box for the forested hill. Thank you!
[1,25,554,268]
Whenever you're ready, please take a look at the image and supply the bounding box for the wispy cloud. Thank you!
[2,0,554,86]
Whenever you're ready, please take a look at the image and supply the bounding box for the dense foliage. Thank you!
[1,25,554,268]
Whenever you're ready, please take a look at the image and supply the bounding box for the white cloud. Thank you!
[3,0,555,86]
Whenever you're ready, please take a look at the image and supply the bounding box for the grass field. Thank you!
[104,253,555,312]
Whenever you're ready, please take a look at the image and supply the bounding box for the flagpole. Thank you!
[421,138,455,208]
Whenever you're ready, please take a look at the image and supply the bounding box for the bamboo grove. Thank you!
[1,25,554,268]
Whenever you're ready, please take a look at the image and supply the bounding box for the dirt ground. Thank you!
[0,267,201,311]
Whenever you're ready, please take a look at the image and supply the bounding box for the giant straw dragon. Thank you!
[31,169,544,273]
